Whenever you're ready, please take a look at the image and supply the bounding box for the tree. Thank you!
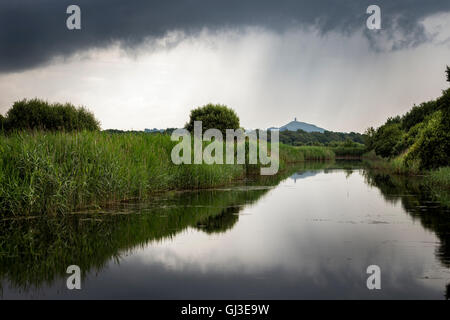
[372,122,403,158]
[446,65,450,83]
[185,103,240,135]
[406,110,450,170]
[4,99,100,132]
[0,113,5,132]
[364,127,375,150]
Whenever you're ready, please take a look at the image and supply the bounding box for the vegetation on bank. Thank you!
[0,131,334,217]
[362,67,450,199]
[285,145,335,162]
[331,140,366,158]
[278,129,365,147]
[364,67,450,172]
[427,167,450,189]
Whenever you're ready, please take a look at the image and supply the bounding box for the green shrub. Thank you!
[364,67,450,168]
[402,101,438,131]
[185,103,240,135]
[372,122,403,158]
[405,110,450,170]
[4,99,100,132]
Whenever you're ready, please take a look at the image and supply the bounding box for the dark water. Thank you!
[1,161,450,299]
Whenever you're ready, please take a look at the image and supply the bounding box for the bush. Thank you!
[405,111,450,170]
[185,103,240,135]
[372,122,403,158]
[402,100,438,131]
[3,99,100,132]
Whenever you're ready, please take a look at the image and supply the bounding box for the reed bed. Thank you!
[0,131,335,216]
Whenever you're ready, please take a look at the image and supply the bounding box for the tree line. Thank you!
[364,67,450,170]
[278,130,365,147]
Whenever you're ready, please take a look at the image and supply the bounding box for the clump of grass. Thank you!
[362,151,421,175]
[426,167,450,189]
[281,145,335,163]
[424,167,450,207]
[362,151,450,206]
[298,146,335,160]
[332,145,366,158]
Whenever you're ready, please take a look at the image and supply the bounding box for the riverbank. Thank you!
[362,151,450,205]
[0,131,335,216]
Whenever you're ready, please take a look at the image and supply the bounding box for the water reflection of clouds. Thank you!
[122,171,448,298]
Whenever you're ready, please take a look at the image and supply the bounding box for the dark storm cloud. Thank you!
[0,0,449,73]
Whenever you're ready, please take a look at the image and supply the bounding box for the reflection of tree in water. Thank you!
[363,169,450,269]
[446,283,450,300]
[196,206,240,234]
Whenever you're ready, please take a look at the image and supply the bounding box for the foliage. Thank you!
[405,111,450,170]
[0,131,335,217]
[103,128,177,135]
[402,101,438,131]
[279,129,365,147]
[0,113,4,132]
[446,65,450,83]
[185,103,240,135]
[370,121,403,158]
[280,145,335,162]
[332,145,366,158]
[427,167,450,190]
[364,68,450,171]
[2,99,100,132]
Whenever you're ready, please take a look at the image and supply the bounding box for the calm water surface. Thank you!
[1,162,449,299]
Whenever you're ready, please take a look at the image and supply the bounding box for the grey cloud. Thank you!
[0,0,449,73]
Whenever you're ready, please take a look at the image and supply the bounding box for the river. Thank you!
[1,161,449,299]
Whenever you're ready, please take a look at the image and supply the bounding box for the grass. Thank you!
[425,167,450,206]
[279,145,335,164]
[0,131,244,216]
[331,145,366,158]
[427,167,450,189]
[0,131,336,216]
[362,150,421,175]
[362,150,450,206]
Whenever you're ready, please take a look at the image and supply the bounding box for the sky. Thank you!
[0,1,450,132]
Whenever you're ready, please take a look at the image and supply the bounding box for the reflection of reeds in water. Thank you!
[0,167,298,291]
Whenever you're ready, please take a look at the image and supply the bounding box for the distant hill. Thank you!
[270,118,326,133]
